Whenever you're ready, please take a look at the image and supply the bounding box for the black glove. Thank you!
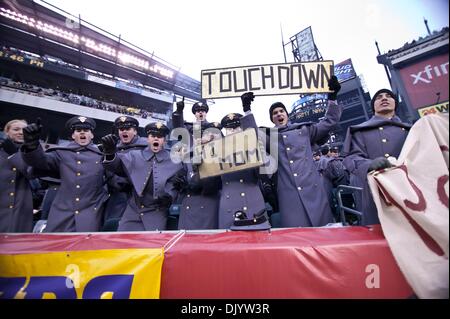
[261,180,279,213]
[1,138,19,155]
[241,92,255,112]
[22,118,42,151]
[156,194,172,208]
[172,173,186,191]
[327,75,341,101]
[176,97,185,113]
[101,134,118,156]
[368,157,393,172]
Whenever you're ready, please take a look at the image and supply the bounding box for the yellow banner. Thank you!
[418,101,449,117]
[0,248,164,299]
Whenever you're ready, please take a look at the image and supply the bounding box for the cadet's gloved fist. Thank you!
[22,118,42,151]
[101,134,118,155]
[172,173,186,190]
[241,92,255,112]
[176,96,185,112]
[327,76,341,101]
[0,138,18,155]
[156,194,172,208]
[262,182,273,195]
[368,157,392,172]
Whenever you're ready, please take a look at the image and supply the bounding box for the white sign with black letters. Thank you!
[201,61,334,99]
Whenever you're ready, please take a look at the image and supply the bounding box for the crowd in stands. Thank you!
[0,76,168,121]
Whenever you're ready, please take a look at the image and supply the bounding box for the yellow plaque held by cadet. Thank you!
[194,129,264,179]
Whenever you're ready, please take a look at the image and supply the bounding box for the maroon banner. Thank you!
[398,53,449,110]
[0,226,414,298]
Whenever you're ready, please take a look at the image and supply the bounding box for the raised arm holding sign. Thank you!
[239,78,343,228]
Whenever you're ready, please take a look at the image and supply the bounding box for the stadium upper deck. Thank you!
[0,0,202,139]
[0,0,201,101]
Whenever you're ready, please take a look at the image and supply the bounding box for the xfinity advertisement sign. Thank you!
[398,53,449,110]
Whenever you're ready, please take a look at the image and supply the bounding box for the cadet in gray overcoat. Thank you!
[240,76,343,227]
[342,89,411,225]
[21,116,110,232]
[102,122,183,231]
[172,99,222,229]
[0,119,34,232]
[176,121,222,230]
[102,116,147,226]
[217,112,269,229]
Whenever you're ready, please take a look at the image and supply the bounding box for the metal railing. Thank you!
[336,185,364,226]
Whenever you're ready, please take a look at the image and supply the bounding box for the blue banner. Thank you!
[334,58,356,83]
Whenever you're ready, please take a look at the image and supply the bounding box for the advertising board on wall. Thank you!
[398,53,449,110]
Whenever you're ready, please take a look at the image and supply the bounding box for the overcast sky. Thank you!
[44,0,449,127]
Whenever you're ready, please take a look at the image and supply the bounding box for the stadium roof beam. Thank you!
[112,33,121,80]
[31,0,44,58]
